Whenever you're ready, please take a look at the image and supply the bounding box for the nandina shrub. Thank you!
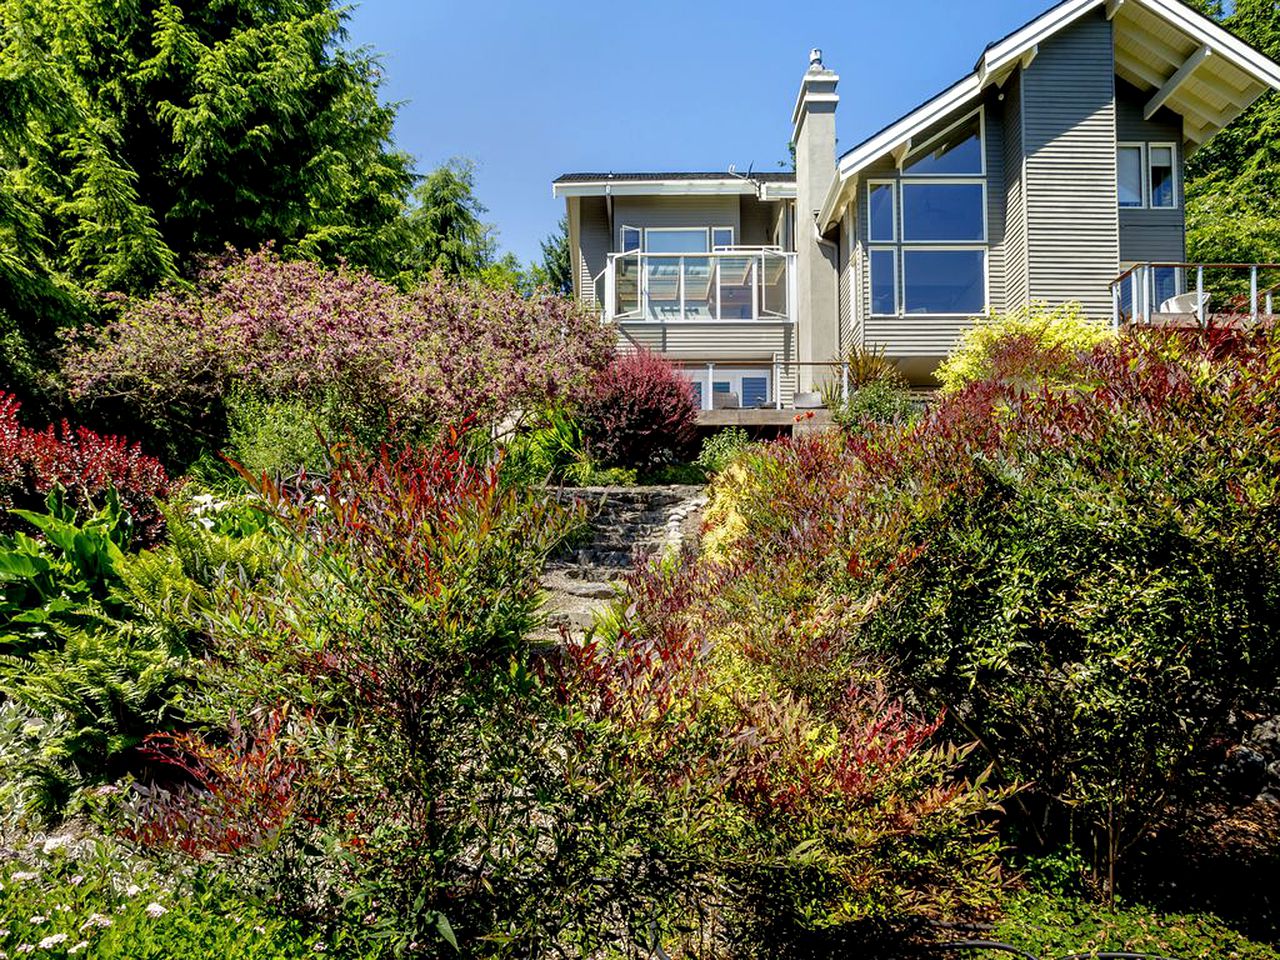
[702,326,1280,895]
[62,248,616,457]
[578,350,698,469]
[0,390,169,543]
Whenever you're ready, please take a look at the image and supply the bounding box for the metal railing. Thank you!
[1110,262,1280,328]
[601,248,797,324]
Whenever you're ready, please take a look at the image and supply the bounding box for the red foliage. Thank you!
[0,391,170,543]
[122,710,304,856]
[578,350,698,469]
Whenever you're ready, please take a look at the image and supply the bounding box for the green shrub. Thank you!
[831,381,920,433]
[934,301,1112,393]
[0,834,351,958]
[702,328,1280,895]
[695,427,752,474]
[991,892,1280,959]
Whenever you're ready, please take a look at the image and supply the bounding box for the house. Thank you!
[553,0,1280,416]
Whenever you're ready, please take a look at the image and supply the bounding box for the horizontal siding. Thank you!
[1022,11,1119,318]
[739,196,776,246]
[1116,78,1185,263]
[612,196,740,248]
[838,204,854,354]
[617,322,794,361]
[984,89,1008,314]
[578,197,610,306]
[864,316,973,358]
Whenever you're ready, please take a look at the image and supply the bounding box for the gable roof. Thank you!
[821,0,1280,228]
[552,171,796,200]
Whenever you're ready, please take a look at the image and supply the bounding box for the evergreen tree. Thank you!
[531,216,573,296]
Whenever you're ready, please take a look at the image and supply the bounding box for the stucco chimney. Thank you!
[791,50,839,391]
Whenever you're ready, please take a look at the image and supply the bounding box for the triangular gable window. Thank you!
[904,112,983,176]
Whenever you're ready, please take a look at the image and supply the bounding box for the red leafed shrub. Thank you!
[121,710,304,857]
[0,390,170,542]
[578,350,698,469]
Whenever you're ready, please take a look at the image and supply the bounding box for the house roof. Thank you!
[820,0,1280,228]
[552,171,796,200]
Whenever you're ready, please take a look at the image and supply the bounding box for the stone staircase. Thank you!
[540,485,706,638]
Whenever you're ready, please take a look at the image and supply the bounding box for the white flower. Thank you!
[124,883,142,897]
[10,871,36,883]
[37,935,67,950]
[16,945,35,955]
[69,875,84,887]
[81,914,112,931]
[68,943,90,956]
[41,835,72,855]
[312,944,327,954]
[144,902,168,919]
[28,916,46,925]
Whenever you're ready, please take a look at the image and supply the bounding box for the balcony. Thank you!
[1111,262,1280,327]
[599,248,796,324]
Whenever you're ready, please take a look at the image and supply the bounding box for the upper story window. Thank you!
[621,226,642,252]
[620,226,735,253]
[867,108,988,317]
[1117,142,1178,210]
[903,112,984,176]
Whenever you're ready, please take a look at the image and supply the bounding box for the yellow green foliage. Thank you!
[934,302,1112,394]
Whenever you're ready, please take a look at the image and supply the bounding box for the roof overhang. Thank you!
[822,0,1280,229]
[552,178,796,200]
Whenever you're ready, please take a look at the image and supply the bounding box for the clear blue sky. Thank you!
[344,0,1053,265]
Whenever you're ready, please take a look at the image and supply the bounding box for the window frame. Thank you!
[620,225,642,252]
[1147,142,1178,210]
[899,179,989,244]
[685,367,772,409]
[711,226,736,250]
[868,247,899,318]
[867,180,898,243]
[901,108,987,178]
[900,246,990,318]
[1117,143,1147,210]
[641,226,711,254]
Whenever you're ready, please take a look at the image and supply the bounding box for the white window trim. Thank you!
[868,247,899,317]
[901,108,987,178]
[900,246,990,318]
[620,224,642,252]
[1118,143,1147,210]
[867,180,898,243]
[711,226,736,250]
[900,179,989,244]
[1147,142,1179,210]
[685,368,773,408]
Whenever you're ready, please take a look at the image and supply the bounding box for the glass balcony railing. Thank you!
[603,249,796,323]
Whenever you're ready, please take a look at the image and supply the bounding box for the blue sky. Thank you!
[344,0,1054,265]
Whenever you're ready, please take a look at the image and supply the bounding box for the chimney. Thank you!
[791,49,839,391]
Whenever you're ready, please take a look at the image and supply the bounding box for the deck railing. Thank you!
[600,249,797,324]
[1111,262,1280,327]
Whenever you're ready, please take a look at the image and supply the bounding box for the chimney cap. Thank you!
[809,48,823,68]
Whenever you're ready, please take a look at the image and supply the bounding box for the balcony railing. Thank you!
[1111,262,1280,327]
[599,248,797,324]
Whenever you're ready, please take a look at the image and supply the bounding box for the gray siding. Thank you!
[984,88,1008,314]
[577,197,610,306]
[1021,12,1119,317]
[1003,71,1029,310]
[838,204,854,354]
[612,196,740,248]
[739,196,775,246]
[1116,78,1185,263]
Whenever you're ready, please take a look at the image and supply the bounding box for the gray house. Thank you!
[554,0,1280,413]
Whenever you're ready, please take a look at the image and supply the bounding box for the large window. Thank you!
[1117,142,1178,209]
[866,110,988,317]
[686,369,771,409]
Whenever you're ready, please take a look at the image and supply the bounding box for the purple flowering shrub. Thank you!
[63,249,615,440]
[578,350,698,469]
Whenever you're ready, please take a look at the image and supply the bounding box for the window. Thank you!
[1118,145,1145,208]
[684,369,771,409]
[711,227,735,250]
[621,226,642,252]
[1149,144,1176,209]
[645,228,708,253]
[902,183,985,242]
[868,182,896,242]
[903,250,986,315]
[870,249,897,315]
[904,112,984,176]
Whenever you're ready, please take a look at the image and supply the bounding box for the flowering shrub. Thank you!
[62,249,615,446]
[0,392,169,543]
[702,326,1280,895]
[934,301,1112,393]
[578,350,698,469]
